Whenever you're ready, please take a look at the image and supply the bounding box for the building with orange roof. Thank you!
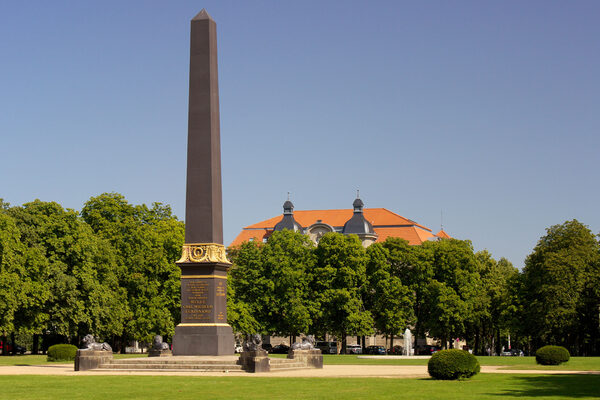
[230,196,450,248]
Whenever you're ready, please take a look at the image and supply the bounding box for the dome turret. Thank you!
[342,193,378,247]
[273,198,303,232]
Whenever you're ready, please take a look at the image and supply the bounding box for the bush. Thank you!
[427,349,480,380]
[47,344,78,362]
[535,345,570,365]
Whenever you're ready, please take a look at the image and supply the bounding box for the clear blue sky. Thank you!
[1,0,598,268]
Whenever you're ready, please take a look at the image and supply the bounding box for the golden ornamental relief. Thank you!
[177,243,231,264]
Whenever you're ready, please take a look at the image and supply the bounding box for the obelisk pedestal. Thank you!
[172,246,233,355]
[172,9,233,356]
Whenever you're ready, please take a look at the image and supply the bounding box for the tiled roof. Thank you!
[244,208,429,231]
[230,229,271,246]
[373,226,435,245]
[230,208,439,247]
[436,229,451,239]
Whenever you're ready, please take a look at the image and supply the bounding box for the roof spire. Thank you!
[287,191,290,201]
[441,209,444,231]
[356,189,360,199]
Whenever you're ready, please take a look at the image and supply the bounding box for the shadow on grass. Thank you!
[487,374,600,398]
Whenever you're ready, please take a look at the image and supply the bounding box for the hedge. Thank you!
[427,349,480,380]
[47,344,78,362]
[535,345,570,365]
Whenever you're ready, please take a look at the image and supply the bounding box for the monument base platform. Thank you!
[172,324,234,356]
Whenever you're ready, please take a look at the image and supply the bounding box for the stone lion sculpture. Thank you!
[81,334,112,351]
[152,335,170,351]
[242,333,263,352]
[291,335,315,350]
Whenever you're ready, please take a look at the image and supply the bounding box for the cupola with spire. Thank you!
[342,191,378,247]
[273,194,304,233]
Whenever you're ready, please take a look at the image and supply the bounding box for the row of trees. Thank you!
[0,193,183,353]
[1,193,598,355]
[228,222,600,356]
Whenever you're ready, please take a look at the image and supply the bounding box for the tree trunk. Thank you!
[341,332,347,355]
[10,333,16,356]
[32,334,39,355]
[495,327,501,355]
[389,334,394,354]
[1,334,6,355]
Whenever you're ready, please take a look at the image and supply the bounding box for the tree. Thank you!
[81,193,184,346]
[312,233,373,353]
[228,240,269,334]
[471,251,518,355]
[8,200,128,348]
[365,242,413,351]
[419,239,481,349]
[522,220,600,354]
[259,230,316,340]
[0,212,27,354]
[381,237,433,347]
[228,230,316,342]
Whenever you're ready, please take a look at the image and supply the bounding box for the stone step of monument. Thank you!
[269,364,307,371]
[96,368,246,373]
[97,363,244,371]
[106,359,241,366]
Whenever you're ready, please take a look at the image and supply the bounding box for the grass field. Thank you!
[0,353,146,366]
[270,354,600,370]
[0,374,599,400]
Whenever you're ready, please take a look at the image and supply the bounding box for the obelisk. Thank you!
[172,9,234,356]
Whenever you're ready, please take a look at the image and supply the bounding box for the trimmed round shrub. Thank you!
[535,345,570,365]
[47,344,78,362]
[428,349,480,380]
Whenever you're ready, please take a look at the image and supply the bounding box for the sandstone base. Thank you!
[148,349,173,357]
[75,350,113,371]
[287,349,323,368]
[172,325,234,356]
[238,350,270,372]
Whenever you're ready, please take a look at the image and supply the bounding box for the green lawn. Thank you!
[1,374,599,400]
[0,353,146,366]
[3,354,600,371]
[271,354,600,370]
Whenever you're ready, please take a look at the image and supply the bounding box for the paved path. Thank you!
[0,364,598,378]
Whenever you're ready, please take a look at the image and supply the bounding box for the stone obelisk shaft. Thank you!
[173,9,233,356]
[185,9,223,245]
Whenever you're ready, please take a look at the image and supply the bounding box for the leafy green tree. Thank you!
[228,230,316,342]
[260,230,316,339]
[470,251,518,355]
[0,212,27,353]
[522,220,600,354]
[312,233,373,353]
[8,200,128,346]
[420,239,481,349]
[365,243,413,350]
[381,237,433,347]
[81,193,184,346]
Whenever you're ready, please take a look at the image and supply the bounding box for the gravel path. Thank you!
[0,364,598,378]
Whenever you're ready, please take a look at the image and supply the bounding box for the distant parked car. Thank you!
[365,345,386,355]
[262,343,273,353]
[0,341,26,354]
[346,344,362,354]
[271,344,290,354]
[316,341,338,354]
[507,349,524,356]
